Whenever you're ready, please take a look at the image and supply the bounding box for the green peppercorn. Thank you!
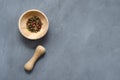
[26,16,42,33]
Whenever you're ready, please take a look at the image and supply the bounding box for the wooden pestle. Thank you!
[24,45,46,71]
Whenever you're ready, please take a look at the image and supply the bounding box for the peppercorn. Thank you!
[27,16,42,33]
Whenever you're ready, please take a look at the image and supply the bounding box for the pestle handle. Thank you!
[24,45,46,71]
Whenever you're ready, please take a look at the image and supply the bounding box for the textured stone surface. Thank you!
[0,0,120,80]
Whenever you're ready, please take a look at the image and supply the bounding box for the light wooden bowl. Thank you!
[18,9,49,40]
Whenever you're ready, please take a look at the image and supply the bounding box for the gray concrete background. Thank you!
[0,0,120,80]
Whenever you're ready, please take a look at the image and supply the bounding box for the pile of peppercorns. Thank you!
[27,16,42,33]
